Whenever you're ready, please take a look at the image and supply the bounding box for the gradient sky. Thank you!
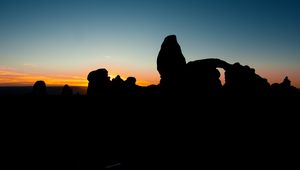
[0,0,299,87]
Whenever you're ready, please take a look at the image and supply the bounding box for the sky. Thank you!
[0,0,299,87]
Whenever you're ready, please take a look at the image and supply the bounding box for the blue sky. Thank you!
[0,0,299,87]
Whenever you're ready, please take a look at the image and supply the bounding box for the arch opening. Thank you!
[217,68,225,86]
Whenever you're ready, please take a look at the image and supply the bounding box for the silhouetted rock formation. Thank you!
[3,34,300,170]
[87,69,111,96]
[186,59,231,96]
[282,76,291,87]
[32,80,47,96]
[223,63,270,96]
[61,84,73,96]
[86,69,142,97]
[271,76,299,97]
[157,35,186,90]
[124,77,139,96]
[157,35,274,97]
[111,75,125,96]
[125,77,136,87]
[84,35,298,99]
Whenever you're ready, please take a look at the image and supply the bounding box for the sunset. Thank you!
[1,0,299,169]
[0,0,299,88]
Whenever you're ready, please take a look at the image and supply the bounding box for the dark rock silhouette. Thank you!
[26,34,299,99]
[86,70,143,97]
[282,76,291,87]
[271,76,299,97]
[186,58,231,96]
[32,80,47,96]
[2,34,300,170]
[61,84,73,96]
[124,77,139,97]
[111,75,124,88]
[156,35,274,97]
[125,77,136,87]
[111,75,125,96]
[223,63,270,96]
[157,35,186,90]
[87,68,111,96]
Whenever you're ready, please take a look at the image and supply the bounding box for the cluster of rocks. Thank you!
[32,81,73,96]
[156,35,297,97]
[32,35,298,98]
[87,69,139,97]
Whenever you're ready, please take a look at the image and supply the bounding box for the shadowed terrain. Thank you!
[1,35,299,169]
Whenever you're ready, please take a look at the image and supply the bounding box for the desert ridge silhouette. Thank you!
[156,35,272,97]
[271,76,299,97]
[85,34,298,99]
[2,34,298,169]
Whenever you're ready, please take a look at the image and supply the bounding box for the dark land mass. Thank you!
[1,35,299,169]
[0,86,87,96]
[1,95,298,169]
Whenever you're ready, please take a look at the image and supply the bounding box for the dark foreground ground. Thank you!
[1,95,299,169]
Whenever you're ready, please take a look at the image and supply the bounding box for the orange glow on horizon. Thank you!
[0,68,157,87]
[1,67,299,88]
[256,67,300,89]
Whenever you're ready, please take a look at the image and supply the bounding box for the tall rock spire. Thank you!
[157,35,186,87]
